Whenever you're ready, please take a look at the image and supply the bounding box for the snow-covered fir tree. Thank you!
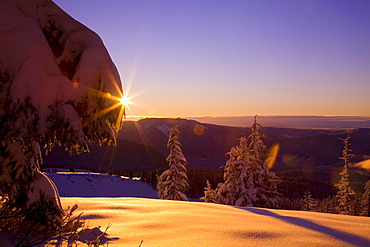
[0,0,124,242]
[249,116,280,208]
[215,115,280,208]
[361,180,370,217]
[335,130,355,215]
[157,123,189,201]
[301,191,316,211]
[216,135,258,206]
[201,180,216,203]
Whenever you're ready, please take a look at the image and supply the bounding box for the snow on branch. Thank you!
[0,0,124,153]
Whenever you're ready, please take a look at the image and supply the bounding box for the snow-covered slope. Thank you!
[47,171,158,198]
[50,172,370,246]
[61,197,370,247]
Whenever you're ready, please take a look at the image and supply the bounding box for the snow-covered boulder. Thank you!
[0,0,124,233]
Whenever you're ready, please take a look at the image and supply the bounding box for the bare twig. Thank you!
[98,223,112,246]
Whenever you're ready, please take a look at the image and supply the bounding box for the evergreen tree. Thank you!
[351,192,363,216]
[316,196,336,214]
[335,130,355,215]
[361,180,370,217]
[215,115,280,208]
[157,123,189,201]
[249,116,280,208]
[201,180,216,203]
[301,191,316,211]
[215,136,257,206]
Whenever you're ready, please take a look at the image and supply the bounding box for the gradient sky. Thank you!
[54,0,370,117]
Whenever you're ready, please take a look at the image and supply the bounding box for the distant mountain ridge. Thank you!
[118,118,338,170]
[44,118,370,188]
[171,115,370,129]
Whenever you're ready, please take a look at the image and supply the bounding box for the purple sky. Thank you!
[54,0,370,117]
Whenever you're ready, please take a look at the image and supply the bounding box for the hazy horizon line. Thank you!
[123,115,370,129]
[124,114,370,120]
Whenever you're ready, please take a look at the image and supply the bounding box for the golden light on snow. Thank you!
[60,197,370,247]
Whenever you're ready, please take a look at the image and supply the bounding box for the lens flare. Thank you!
[193,124,205,136]
[354,159,370,170]
[74,80,132,126]
[264,143,280,169]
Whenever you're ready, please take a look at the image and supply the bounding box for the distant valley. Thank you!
[44,117,370,194]
[189,115,370,129]
[128,115,370,129]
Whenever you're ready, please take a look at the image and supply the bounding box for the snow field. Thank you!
[61,197,370,247]
[47,172,158,198]
[53,172,370,247]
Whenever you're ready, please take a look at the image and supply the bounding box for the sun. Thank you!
[102,91,132,108]
[119,95,132,107]
[88,89,132,125]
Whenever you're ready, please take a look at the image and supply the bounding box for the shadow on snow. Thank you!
[238,207,370,247]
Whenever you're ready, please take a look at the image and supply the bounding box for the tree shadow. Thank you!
[239,207,370,247]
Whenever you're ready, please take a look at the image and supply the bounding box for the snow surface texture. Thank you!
[49,172,370,246]
[62,197,370,247]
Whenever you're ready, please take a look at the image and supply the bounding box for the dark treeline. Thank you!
[276,170,337,200]
[51,165,369,215]
[111,168,338,204]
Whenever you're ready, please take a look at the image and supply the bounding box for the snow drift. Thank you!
[49,172,370,246]
[61,197,370,247]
